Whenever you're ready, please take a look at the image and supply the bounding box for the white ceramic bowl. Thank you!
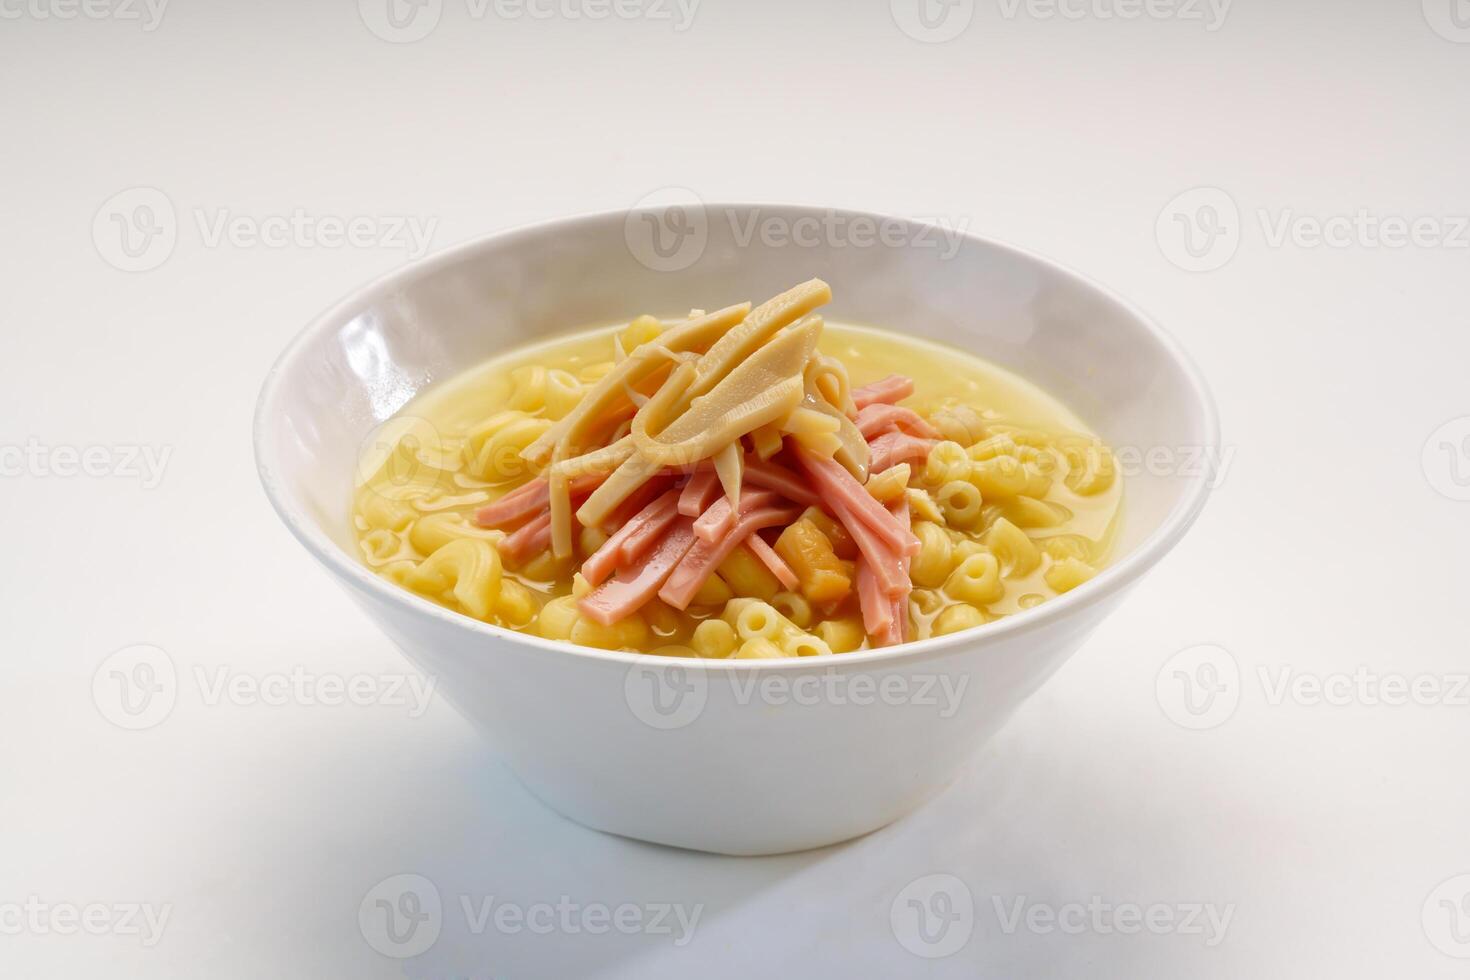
[254,204,1218,856]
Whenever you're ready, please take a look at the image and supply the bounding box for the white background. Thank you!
[4,0,1469,976]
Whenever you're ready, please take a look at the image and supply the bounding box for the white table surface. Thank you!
[4,2,1469,976]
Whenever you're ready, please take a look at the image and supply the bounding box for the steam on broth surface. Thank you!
[353,280,1121,657]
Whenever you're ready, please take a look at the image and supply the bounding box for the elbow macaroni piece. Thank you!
[1044,557,1098,593]
[815,617,865,654]
[931,404,987,445]
[905,487,944,525]
[495,579,537,627]
[924,441,971,486]
[866,463,911,503]
[571,613,649,651]
[463,411,553,483]
[733,601,784,641]
[936,480,984,530]
[692,618,738,658]
[620,314,663,354]
[969,455,1031,498]
[1038,534,1096,563]
[781,633,832,657]
[984,518,1042,578]
[535,595,580,640]
[508,364,584,421]
[771,591,814,628]
[1058,436,1117,496]
[1001,496,1072,529]
[735,637,785,659]
[357,489,419,533]
[966,433,1019,462]
[409,512,505,556]
[932,603,987,636]
[406,538,503,620]
[944,552,1005,606]
[910,522,957,589]
[360,528,406,565]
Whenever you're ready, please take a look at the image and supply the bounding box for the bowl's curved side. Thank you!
[339,563,1129,855]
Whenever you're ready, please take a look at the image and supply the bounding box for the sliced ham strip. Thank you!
[882,499,913,645]
[745,533,799,591]
[580,488,681,587]
[830,492,910,597]
[617,493,684,565]
[472,478,544,529]
[474,471,605,529]
[856,500,913,645]
[855,403,941,441]
[796,449,920,557]
[855,556,894,637]
[603,473,674,530]
[498,511,552,564]
[678,471,722,517]
[692,489,777,544]
[659,503,801,610]
[851,374,914,410]
[867,430,936,474]
[578,518,697,626]
[743,458,821,508]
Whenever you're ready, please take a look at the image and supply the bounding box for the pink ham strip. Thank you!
[580,489,681,587]
[578,518,698,626]
[881,500,913,645]
[796,449,920,557]
[745,533,799,590]
[498,511,552,564]
[472,478,544,529]
[692,489,777,544]
[603,473,674,530]
[659,504,801,610]
[856,499,914,645]
[868,430,936,473]
[851,374,914,410]
[855,403,941,440]
[678,471,722,517]
[830,491,910,597]
[855,557,893,637]
[743,458,821,508]
[474,471,605,529]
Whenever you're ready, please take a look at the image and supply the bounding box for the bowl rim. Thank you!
[253,202,1220,671]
